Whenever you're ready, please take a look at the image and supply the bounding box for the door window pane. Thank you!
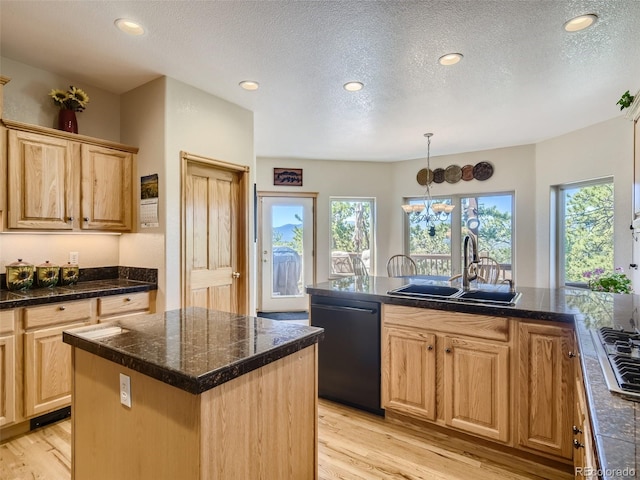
[330,199,374,276]
[272,205,303,296]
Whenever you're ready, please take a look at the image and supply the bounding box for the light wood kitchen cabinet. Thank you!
[0,309,17,426]
[443,335,510,442]
[383,327,436,420]
[382,305,512,443]
[23,299,94,417]
[574,349,598,478]
[517,321,575,460]
[2,119,137,232]
[6,128,76,229]
[98,291,153,321]
[81,143,132,231]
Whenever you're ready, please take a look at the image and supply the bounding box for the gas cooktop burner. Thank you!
[592,327,640,401]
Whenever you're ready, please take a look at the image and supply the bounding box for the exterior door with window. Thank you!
[259,195,315,312]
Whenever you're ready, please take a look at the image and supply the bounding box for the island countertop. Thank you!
[63,307,324,395]
[307,276,639,479]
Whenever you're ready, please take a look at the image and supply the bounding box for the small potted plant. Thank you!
[49,85,90,134]
[583,267,633,294]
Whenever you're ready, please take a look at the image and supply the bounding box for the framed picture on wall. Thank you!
[273,168,303,186]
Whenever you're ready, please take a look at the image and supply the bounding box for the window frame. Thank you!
[403,191,515,280]
[555,177,614,288]
[329,197,376,277]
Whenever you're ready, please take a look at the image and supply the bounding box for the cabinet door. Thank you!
[443,336,510,442]
[81,144,132,231]
[574,355,598,478]
[7,129,75,229]
[24,322,86,417]
[518,322,574,459]
[382,327,436,420]
[0,335,16,426]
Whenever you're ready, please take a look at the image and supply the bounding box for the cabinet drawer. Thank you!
[98,292,150,318]
[0,309,16,334]
[383,304,510,341]
[24,299,94,330]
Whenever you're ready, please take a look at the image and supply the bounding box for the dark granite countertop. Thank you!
[0,265,158,310]
[307,276,639,480]
[63,307,324,395]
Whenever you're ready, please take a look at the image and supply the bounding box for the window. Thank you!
[330,198,375,276]
[557,179,614,287]
[405,192,514,280]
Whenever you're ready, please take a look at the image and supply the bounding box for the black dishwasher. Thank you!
[310,295,383,415]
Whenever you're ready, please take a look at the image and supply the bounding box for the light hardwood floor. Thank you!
[1,400,572,480]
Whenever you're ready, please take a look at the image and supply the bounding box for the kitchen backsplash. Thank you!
[0,266,158,290]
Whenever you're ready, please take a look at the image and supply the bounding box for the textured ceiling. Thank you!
[1,0,639,161]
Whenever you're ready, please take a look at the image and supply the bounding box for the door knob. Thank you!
[232,272,241,279]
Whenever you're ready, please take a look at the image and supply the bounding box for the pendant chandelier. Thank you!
[401,133,455,236]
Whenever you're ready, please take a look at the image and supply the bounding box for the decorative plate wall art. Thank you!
[416,161,494,185]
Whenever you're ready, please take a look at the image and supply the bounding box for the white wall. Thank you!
[256,158,394,282]
[0,57,123,273]
[535,116,634,288]
[391,144,537,286]
[120,77,167,312]
[164,77,255,311]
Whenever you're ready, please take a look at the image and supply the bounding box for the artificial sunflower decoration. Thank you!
[49,85,90,112]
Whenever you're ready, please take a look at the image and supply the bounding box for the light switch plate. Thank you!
[119,373,131,408]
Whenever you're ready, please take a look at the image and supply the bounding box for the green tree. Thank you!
[331,201,371,254]
[564,183,613,283]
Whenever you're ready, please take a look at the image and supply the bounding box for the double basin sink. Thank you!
[387,283,521,306]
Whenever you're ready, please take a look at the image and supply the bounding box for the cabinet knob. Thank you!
[59,306,66,311]
[568,351,576,358]
[125,297,131,302]
[445,347,452,354]
[427,345,433,351]
[83,217,89,222]
[572,425,583,435]
[232,272,241,279]
[67,216,74,222]
[573,439,584,449]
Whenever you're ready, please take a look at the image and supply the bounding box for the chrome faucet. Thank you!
[462,234,479,291]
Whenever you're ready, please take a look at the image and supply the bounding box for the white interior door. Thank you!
[260,196,314,312]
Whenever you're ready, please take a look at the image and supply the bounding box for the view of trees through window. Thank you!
[562,181,614,284]
[407,193,513,279]
[330,199,374,276]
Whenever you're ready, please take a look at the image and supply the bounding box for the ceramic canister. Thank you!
[36,261,59,288]
[5,258,34,291]
[60,262,80,286]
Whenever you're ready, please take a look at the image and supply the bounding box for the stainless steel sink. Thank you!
[387,283,521,306]
[456,290,521,306]
[388,284,461,299]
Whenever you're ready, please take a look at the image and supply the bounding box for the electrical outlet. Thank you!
[119,373,131,408]
[69,251,79,264]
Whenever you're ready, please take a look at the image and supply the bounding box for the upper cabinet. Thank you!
[1,120,137,232]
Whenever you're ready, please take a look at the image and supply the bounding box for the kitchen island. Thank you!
[62,307,324,480]
[308,276,639,480]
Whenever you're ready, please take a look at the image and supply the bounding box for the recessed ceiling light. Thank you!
[239,80,259,91]
[343,81,364,92]
[115,18,145,36]
[438,53,463,66]
[563,14,598,32]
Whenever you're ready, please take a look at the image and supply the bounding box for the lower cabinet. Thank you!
[382,305,512,444]
[383,305,579,464]
[0,309,17,426]
[443,336,510,442]
[24,322,87,417]
[0,289,155,438]
[574,345,598,478]
[517,321,575,460]
[23,299,94,417]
